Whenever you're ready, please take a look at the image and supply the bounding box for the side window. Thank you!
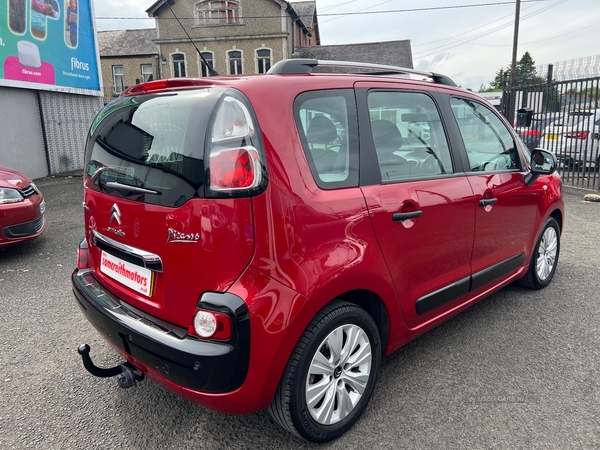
[450,98,521,172]
[367,91,453,181]
[294,90,359,189]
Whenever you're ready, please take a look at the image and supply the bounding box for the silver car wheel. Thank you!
[537,226,558,281]
[305,324,372,425]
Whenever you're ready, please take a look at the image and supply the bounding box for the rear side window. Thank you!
[367,91,454,181]
[294,90,359,189]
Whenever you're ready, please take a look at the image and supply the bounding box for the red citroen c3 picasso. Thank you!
[73,59,564,442]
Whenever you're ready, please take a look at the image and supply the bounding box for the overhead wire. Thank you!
[94,0,555,21]
[412,0,567,58]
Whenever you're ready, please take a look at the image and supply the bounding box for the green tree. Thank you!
[480,52,546,92]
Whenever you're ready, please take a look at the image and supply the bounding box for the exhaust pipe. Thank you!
[77,344,145,389]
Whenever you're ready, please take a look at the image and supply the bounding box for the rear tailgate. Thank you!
[82,86,264,329]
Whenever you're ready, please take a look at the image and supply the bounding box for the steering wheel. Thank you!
[481,154,512,171]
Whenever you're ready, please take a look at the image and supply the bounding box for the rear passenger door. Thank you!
[356,84,476,329]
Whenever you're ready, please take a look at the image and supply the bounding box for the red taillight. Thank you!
[209,147,261,191]
[565,131,588,139]
[521,129,541,137]
[189,309,232,340]
[77,238,90,269]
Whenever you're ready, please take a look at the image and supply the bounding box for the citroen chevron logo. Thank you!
[109,204,122,226]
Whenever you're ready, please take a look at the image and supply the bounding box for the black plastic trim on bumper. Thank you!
[2,215,44,238]
[72,269,250,393]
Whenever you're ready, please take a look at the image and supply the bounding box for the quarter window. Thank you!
[172,53,186,78]
[256,49,271,74]
[450,98,520,172]
[228,50,243,75]
[294,90,359,189]
[367,91,453,181]
[197,1,240,25]
[112,65,124,94]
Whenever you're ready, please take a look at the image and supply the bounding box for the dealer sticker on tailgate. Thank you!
[100,251,153,297]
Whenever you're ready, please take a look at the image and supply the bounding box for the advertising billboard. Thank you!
[0,0,101,94]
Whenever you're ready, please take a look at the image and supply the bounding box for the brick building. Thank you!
[145,0,319,78]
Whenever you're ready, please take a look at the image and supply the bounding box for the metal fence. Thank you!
[502,76,600,191]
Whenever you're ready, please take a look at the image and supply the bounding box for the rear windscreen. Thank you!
[86,88,226,207]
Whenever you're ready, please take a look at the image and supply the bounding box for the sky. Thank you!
[92,0,600,91]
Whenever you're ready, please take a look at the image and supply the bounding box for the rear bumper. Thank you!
[72,269,250,394]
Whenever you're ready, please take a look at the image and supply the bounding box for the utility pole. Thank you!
[508,0,521,125]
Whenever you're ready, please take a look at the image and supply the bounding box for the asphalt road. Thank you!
[1,177,599,449]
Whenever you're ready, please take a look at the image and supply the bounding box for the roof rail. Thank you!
[267,59,456,87]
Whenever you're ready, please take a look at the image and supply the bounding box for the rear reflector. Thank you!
[77,238,90,269]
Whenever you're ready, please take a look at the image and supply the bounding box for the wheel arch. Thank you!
[549,208,563,233]
[334,289,390,353]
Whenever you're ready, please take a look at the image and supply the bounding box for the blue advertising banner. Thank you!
[0,0,101,93]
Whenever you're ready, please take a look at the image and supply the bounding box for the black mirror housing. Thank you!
[525,149,556,186]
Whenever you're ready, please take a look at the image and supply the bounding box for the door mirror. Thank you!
[531,149,556,175]
[525,149,556,186]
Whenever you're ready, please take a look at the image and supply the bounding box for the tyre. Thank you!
[268,301,381,443]
[518,217,560,289]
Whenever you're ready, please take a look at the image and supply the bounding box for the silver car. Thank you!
[540,111,600,170]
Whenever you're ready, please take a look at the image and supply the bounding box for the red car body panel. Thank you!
[0,165,46,247]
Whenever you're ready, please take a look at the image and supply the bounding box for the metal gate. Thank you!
[502,76,600,191]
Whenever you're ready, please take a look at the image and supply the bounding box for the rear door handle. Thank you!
[392,210,423,221]
[479,198,498,207]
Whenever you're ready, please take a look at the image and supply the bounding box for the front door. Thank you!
[448,97,538,295]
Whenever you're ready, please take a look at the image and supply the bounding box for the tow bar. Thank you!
[77,344,145,389]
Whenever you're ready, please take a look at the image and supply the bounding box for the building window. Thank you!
[141,64,153,82]
[200,52,214,77]
[112,65,124,94]
[172,53,186,78]
[256,49,271,74]
[197,1,240,26]
[228,50,242,75]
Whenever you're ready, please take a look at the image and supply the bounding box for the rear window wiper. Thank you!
[104,181,162,196]
[93,167,162,196]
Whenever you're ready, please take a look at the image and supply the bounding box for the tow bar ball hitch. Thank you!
[77,344,145,389]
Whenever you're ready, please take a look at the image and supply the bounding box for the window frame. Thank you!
[172,52,187,78]
[196,1,241,26]
[140,64,153,82]
[227,50,243,75]
[112,65,125,94]
[449,96,525,173]
[199,51,214,77]
[293,89,360,190]
[363,89,457,184]
[256,48,271,74]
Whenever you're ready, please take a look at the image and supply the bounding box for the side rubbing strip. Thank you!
[471,253,524,291]
[415,253,525,316]
[415,277,470,316]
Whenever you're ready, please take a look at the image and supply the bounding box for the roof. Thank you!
[98,28,158,57]
[289,1,315,30]
[295,40,413,70]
